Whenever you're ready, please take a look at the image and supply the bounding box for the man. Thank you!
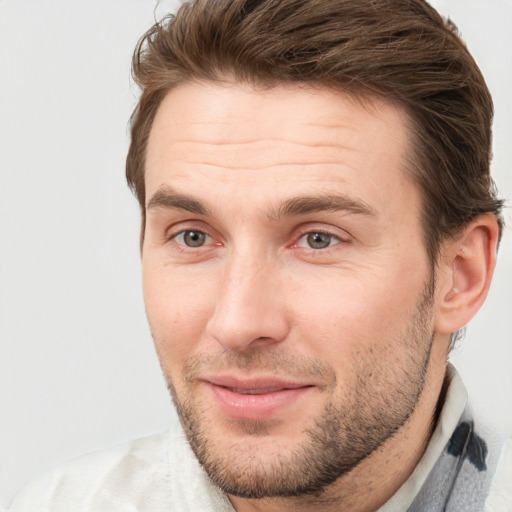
[7,0,511,511]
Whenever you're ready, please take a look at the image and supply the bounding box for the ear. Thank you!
[434,213,500,335]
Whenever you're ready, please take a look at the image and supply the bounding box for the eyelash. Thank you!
[168,229,216,253]
[167,226,350,255]
[292,227,351,253]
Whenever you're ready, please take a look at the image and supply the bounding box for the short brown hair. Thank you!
[126,0,503,264]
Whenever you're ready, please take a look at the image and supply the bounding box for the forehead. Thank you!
[145,81,415,213]
[148,81,410,151]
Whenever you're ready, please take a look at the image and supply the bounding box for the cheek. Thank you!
[142,262,216,370]
[287,265,426,361]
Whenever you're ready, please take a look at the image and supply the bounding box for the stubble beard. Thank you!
[161,284,435,499]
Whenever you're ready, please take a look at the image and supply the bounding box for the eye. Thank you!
[174,230,210,247]
[298,232,340,250]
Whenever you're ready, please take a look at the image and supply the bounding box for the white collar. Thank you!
[377,364,468,511]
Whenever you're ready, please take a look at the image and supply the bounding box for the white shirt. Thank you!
[6,366,511,511]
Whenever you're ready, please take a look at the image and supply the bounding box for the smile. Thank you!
[204,376,315,421]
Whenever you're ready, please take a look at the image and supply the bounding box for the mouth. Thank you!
[227,387,294,394]
[203,376,315,421]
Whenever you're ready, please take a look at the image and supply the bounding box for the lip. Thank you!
[204,375,315,421]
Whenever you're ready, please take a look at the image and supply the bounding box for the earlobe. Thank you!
[434,214,500,335]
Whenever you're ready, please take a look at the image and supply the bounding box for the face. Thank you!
[142,82,436,498]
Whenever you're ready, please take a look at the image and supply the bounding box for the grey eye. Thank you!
[305,232,334,249]
[180,230,207,247]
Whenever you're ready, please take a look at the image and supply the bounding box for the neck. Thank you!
[229,351,448,512]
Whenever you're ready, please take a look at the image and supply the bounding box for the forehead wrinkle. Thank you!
[165,138,360,172]
[167,136,358,151]
[175,160,348,171]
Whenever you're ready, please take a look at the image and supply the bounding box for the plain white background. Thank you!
[0,0,510,507]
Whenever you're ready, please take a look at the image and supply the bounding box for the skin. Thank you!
[141,81,498,512]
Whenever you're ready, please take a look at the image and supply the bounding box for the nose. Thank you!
[205,253,290,352]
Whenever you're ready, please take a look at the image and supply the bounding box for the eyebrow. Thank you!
[146,186,375,220]
[270,194,376,220]
[146,186,211,215]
